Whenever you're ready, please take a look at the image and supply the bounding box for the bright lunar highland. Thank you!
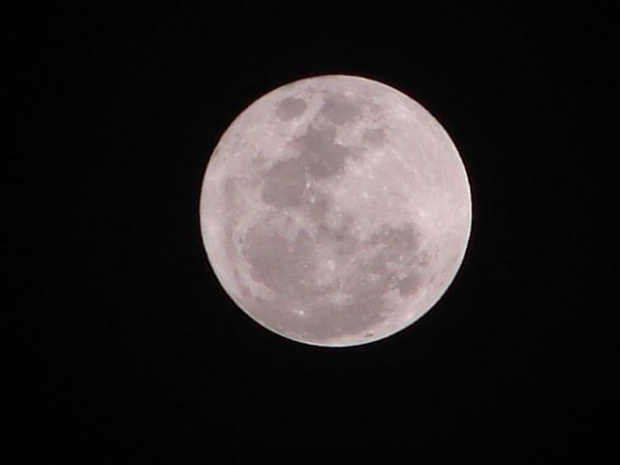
[200,75,471,347]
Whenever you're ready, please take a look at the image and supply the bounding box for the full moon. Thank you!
[199,75,471,347]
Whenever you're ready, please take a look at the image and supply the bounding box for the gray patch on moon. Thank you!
[345,224,419,298]
[319,93,363,124]
[240,210,427,343]
[296,126,350,179]
[275,97,307,120]
[396,273,421,297]
[317,212,359,257]
[244,219,316,301]
[261,158,307,208]
[302,187,332,223]
[363,128,386,147]
[260,124,352,209]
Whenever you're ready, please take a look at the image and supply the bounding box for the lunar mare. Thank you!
[200,75,471,347]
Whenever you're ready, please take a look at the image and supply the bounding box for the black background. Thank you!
[10,2,615,461]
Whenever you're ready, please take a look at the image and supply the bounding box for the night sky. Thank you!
[12,3,614,461]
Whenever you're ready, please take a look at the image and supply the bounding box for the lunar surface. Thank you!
[199,75,471,347]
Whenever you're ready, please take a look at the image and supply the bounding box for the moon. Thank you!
[199,75,471,347]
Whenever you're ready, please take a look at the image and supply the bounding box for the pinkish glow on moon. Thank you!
[200,75,472,347]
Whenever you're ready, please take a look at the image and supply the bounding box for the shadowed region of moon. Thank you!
[200,75,472,347]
